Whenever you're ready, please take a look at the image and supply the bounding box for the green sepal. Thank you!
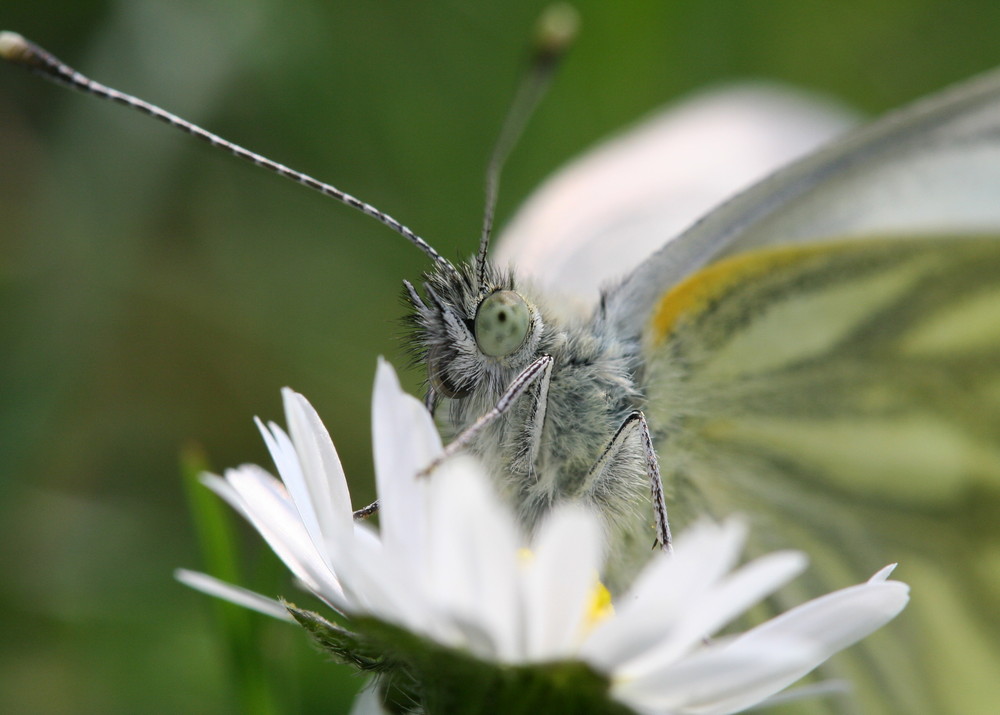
[287,604,634,715]
[285,604,388,672]
[285,605,422,711]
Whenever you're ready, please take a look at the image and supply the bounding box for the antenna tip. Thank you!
[535,4,581,60]
[0,31,28,62]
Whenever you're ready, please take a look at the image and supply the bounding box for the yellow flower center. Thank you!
[584,580,615,632]
[519,548,615,634]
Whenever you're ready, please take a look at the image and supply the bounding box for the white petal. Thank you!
[281,388,354,548]
[255,416,331,572]
[673,571,909,714]
[729,569,910,671]
[175,569,293,622]
[422,458,522,660]
[606,550,807,683]
[199,472,250,520]
[611,638,814,714]
[216,465,349,608]
[522,506,603,660]
[330,520,434,637]
[868,563,898,583]
[581,519,748,670]
[371,358,442,573]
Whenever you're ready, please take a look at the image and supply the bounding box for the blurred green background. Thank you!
[2,1,1000,712]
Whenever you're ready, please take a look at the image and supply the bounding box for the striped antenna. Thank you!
[0,30,459,279]
[476,4,579,290]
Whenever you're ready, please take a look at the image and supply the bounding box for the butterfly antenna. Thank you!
[476,4,579,289]
[0,31,459,278]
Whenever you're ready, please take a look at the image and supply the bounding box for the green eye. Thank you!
[475,290,530,357]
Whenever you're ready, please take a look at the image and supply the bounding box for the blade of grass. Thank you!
[180,444,282,715]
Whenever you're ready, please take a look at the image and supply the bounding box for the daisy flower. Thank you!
[178,359,908,714]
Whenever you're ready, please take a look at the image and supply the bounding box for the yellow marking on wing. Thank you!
[648,243,835,345]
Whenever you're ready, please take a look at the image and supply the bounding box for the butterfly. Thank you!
[484,75,1000,714]
[4,28,999,714]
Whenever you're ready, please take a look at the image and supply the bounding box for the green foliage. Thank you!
[181,447,281,715]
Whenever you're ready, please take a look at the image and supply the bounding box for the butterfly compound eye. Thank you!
[474,290,530,357]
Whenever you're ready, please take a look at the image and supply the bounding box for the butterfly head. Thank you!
[405,258,544,403]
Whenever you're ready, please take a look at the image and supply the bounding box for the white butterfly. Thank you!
[420,73,1000,713]
[482,73,1000,713]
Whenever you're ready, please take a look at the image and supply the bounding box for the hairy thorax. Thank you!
[440,312,648,533]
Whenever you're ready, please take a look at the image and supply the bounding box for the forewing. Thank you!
[608,66,1000,337]
[493,83,855,315]
[643,236,1000,714]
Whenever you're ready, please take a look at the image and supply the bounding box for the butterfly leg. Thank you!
[522,355,553,470]
[417,354,554,478]
[588,411,672,553]
[423,386,438,413]
[354,355,552,518]
[352,500,379,520]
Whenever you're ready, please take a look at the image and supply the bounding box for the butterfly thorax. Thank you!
[405,259,649,536]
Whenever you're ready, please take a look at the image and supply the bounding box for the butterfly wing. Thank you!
[607,65,1000,335]
[602,69,1000,714]
[494,83,855,316]
[642,236,1000,714]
